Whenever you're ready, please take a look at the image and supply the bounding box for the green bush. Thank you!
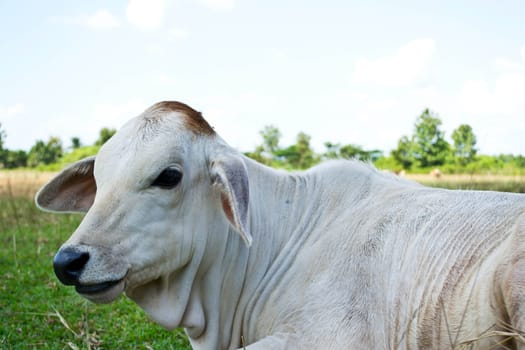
[36,146,100,171]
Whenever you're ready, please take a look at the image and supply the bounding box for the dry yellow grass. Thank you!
[2,170,525,199]
[403,173,525,193]
[0,170,56,198]
[406,173,525,183]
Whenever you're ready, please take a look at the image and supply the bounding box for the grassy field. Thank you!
[1,170,524,349]
[406,173,525,193]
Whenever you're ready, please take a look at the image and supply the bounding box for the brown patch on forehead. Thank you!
[145,101,215,136]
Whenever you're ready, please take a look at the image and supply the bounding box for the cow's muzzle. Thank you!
[53,246,126,303]
[53,246,123,291]
[53,247,90,286]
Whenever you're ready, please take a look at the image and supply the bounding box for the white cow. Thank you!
[36,101,525,349]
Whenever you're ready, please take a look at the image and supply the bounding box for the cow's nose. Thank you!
[53,247,90,286]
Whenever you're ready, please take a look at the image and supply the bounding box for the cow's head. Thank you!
[36,102,251,309]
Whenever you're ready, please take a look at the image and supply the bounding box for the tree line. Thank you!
[245,108,525,174]
[1,109,524,174]
[0,125,116,169]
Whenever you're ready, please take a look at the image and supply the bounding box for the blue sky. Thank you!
[1,0,524,155]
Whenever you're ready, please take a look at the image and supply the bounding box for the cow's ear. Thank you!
[209,154,252,247]
[35,156,96,213]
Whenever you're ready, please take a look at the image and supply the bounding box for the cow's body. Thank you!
[200,159,525,349]
[36,101,525,349]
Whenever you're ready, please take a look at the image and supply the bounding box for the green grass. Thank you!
[0,195,191,350]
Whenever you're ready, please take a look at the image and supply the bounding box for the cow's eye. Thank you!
[152,167,183,189]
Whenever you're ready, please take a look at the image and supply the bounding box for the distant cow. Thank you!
[36,101,525,349]
[430,168,442,178]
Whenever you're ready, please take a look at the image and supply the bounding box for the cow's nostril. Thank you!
[53,248,90,286]
[68,252,89,272]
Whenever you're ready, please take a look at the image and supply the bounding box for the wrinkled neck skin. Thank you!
[125,156,328,350]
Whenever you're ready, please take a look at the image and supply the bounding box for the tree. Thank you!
[3,150,28,168]
[412,109,450,168]
[323,142,341,159]
[244,125,283,166]
[71,137,82,149]
[276,132,317,169]
[341,144,382,162]
[27,137,64,167]
[340,144,365,159]
[245,144,270,166]
[391,136,415,169]
[0,122,5,150]
[0,123,28,168]
[452,124,477,166]
[0,123,6,167]
[323,142,383,162]
[295,132,316,169]
[95,127,117,146]
[260,125,281,156]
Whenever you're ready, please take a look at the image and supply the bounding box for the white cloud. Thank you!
[56,10,120,30]
[352,38,436,87]
[196,0,235,11]
[127,0,166,30]
[145,43,166,55]
[168,28,189,40]
[344,46,525,155]
[157,74,175,84]
[309,90,418,152]
[0,103,36,150]
[89,99,148,129]
[3,100,150,151]
[458,51,525,117]
[197,47,523,156]
[199,93,282,151]
[456,68,525,155]
[84,10,120,29]
[1,103,26,136]
[457,79,494,114]
[54,100,147,146]
[4,103,25,117]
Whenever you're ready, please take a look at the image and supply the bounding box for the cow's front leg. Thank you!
[236,333,300,350]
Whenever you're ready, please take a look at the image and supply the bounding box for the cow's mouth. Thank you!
[75,279,122,294]
[76,279,126,304]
